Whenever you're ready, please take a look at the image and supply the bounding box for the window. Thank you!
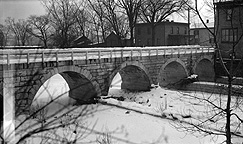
[194,30,199,36]
[171,27,173,34]
[226,9,232,21]
[221,28,238,42]
[147,27,151,35]
[177,27,179,34]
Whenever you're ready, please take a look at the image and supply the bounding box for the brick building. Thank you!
[135,21,189,46]
[190,21,214,46]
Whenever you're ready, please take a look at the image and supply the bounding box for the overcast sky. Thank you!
[0,0,46,24]
[0,0,212,25]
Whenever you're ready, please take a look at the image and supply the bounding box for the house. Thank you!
[71,35,92,48]
[215,0,243,59]
[190,21,214,46]
[105,32,120,47]
[214,0,243,76]
[135,21,189,46]
[105,32,131,47]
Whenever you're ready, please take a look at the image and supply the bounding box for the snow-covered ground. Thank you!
[13,74,243,144]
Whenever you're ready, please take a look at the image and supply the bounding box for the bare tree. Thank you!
[27,15,52,48]
[117,0,143,46]
[102,0,129,45]
[0,24,12,46]
[87,0,111,43]
[74,8,90,37]
[5,18,32,46]
[88,11,102,44]
[41,0,85,48]
[140,0,187,46]
[0,24,5,47]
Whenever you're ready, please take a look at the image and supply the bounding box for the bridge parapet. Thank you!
[0,45,214,65]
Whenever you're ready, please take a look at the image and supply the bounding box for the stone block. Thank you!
[20,76,30,82]
[91,72,98,77]
[98,79,105,84]
[86,73,93,80]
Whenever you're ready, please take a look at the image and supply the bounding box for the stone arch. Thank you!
[109,61,152,91]
[193,55,215,82]
[29,65,101,106]
[159,58,189,87]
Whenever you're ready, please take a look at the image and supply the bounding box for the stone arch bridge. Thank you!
[0,45,215,115]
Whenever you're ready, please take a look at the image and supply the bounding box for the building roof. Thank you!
[190,22,214,29]
[136,20,188,26]
[72,35,92,47]
[73,35,91,44]
[214,0,243,6]
[106,31,119,39]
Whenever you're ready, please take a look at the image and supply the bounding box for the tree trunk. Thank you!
[226,75,232,144]
[226,52,234,144]
[130,25,134,46]
[43,40,47,48]
[96,29,99,44]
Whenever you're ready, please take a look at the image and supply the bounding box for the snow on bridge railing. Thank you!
[0,45,214,65]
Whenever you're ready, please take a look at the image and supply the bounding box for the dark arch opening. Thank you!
[60,71,97,103]
[160,61,187,86]
[119,65,151,91]
[195,59,215,82]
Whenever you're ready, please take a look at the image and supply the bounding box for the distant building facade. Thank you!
[135,21,189,46]
[71,35,92,48]
[190,21,214,46]
[215,0,243,59]
[105,32,131,47]
[214,0,243,76]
